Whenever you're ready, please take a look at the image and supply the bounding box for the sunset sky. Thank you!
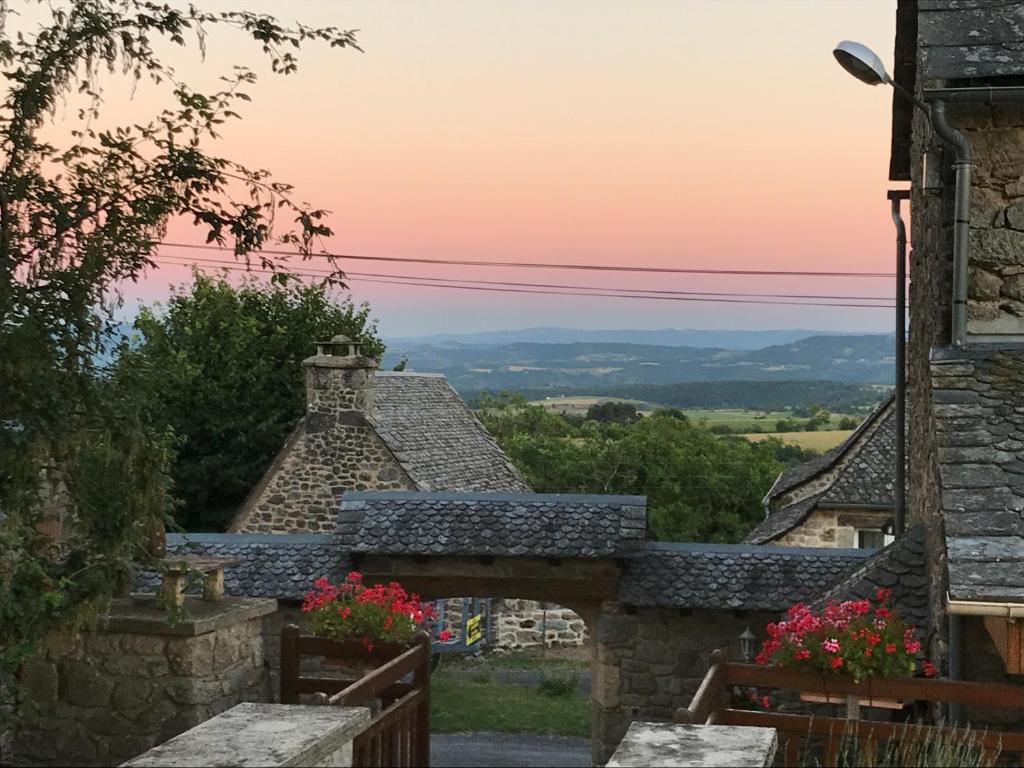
[43,1,903,338]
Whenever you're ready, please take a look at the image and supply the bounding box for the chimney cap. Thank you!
[314,334,362,357]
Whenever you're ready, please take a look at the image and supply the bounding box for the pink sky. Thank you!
[39,1,903,337]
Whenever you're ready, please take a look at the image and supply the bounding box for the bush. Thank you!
[538,670,579,697]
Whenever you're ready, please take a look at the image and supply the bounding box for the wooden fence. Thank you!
[280,625,431,768]
[676,650,1024,766]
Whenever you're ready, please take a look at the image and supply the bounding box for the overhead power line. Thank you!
[151,255,895,310]
[158,241,900,279]
[154,253,894,303]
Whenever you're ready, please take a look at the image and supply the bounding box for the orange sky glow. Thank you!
[35,0,904,337]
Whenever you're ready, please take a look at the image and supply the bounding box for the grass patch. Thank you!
[430,675,589,737]
[455,648,588,672]
[745,430,852,451]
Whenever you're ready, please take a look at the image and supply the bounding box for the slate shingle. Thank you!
[337,491,647,558]
[618,542,868,611]
[135,533,345,600]
[371,373,530,492]
[762,394,895,505]
[814,523,929,628]
[932,348,1024,604]
[748,394,901,544]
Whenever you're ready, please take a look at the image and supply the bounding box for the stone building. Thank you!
[230,335,529,533]
[143,493,883,764]
[746,395,900,549]
[884,0,1024,718]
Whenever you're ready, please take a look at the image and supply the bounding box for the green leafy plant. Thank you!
[538,670,580,698]
[0,0,359,712]
[116,271,383,530]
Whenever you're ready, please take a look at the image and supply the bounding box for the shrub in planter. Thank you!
[302,571,451,651]
[756,589,935,683]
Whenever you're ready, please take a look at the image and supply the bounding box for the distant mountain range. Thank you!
[382,333,896,392]
[386,327,876,351]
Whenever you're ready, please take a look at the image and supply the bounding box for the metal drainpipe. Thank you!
[948,613,964,726]
[888,190,910,537]
[929,101,973,348]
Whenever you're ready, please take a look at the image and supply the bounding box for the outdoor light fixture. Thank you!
[739,627,757,663]
[833,40,892,86]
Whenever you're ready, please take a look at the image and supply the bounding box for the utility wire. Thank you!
[154,253,894,303]
[151,255,895,309]
[158,241,900,279]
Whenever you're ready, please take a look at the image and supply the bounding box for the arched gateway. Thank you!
[151,490,899,764]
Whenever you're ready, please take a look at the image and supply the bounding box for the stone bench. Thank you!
[606,722,777,768]
[121,702,371,767]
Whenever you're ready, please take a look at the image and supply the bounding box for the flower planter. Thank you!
[798,691,905,710]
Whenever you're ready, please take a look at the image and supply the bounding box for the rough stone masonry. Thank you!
[10,597,275,767]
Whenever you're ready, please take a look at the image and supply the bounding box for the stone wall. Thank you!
[231,351,416,534]
[11,597,275,767]
[592,603,777,765]
[774,508,890,549]
[960,107,1024,337]
[232,415,413,533]
[494,599,589,649]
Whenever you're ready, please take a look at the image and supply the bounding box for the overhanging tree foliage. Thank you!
[0,0,358,697]
[478,394,784,543]
[117,271,383,531]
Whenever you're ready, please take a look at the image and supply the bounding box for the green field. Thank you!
[745,430,852,451]
[531,395,655,416]
[532,398,860,435]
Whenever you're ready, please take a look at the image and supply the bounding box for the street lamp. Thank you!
[832,40,916,538]
[833,39,973,358]
[833,40,892,86]
[739,627,757,663]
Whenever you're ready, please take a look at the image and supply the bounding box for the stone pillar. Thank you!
[12,597,276,766]
[592,604,778,766]
[605,722,777,768]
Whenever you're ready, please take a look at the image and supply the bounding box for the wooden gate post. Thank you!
[280,624,300,704]
[413,634,431,767]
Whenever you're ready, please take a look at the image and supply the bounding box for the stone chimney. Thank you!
[303,334,378,416]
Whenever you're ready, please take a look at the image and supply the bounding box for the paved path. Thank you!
[431,732,591,767]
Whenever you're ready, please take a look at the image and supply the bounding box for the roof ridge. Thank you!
[341,490,646,505]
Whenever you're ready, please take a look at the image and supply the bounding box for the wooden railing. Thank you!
[676,650,1024,767]
[280,625,431,768]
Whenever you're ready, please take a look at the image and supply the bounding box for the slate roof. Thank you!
[748,395,898,544]
[136,531,867,613]
[618,542,869,611]
[815,523,930,628]
[371,373,529,492]
[337,491,647,558]
[135,533,344,600]
[932,348,1024,604]
[745,492,826,545]
[822,407,898,508]
[762,394,894,506]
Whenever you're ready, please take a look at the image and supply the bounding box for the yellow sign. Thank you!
[466,614,483,645]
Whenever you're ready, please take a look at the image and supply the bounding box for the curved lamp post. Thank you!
[831,40,912,539]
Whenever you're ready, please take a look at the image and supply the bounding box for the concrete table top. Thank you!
[605,722,778,768]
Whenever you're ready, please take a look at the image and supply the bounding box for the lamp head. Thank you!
[833,40,891,86]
